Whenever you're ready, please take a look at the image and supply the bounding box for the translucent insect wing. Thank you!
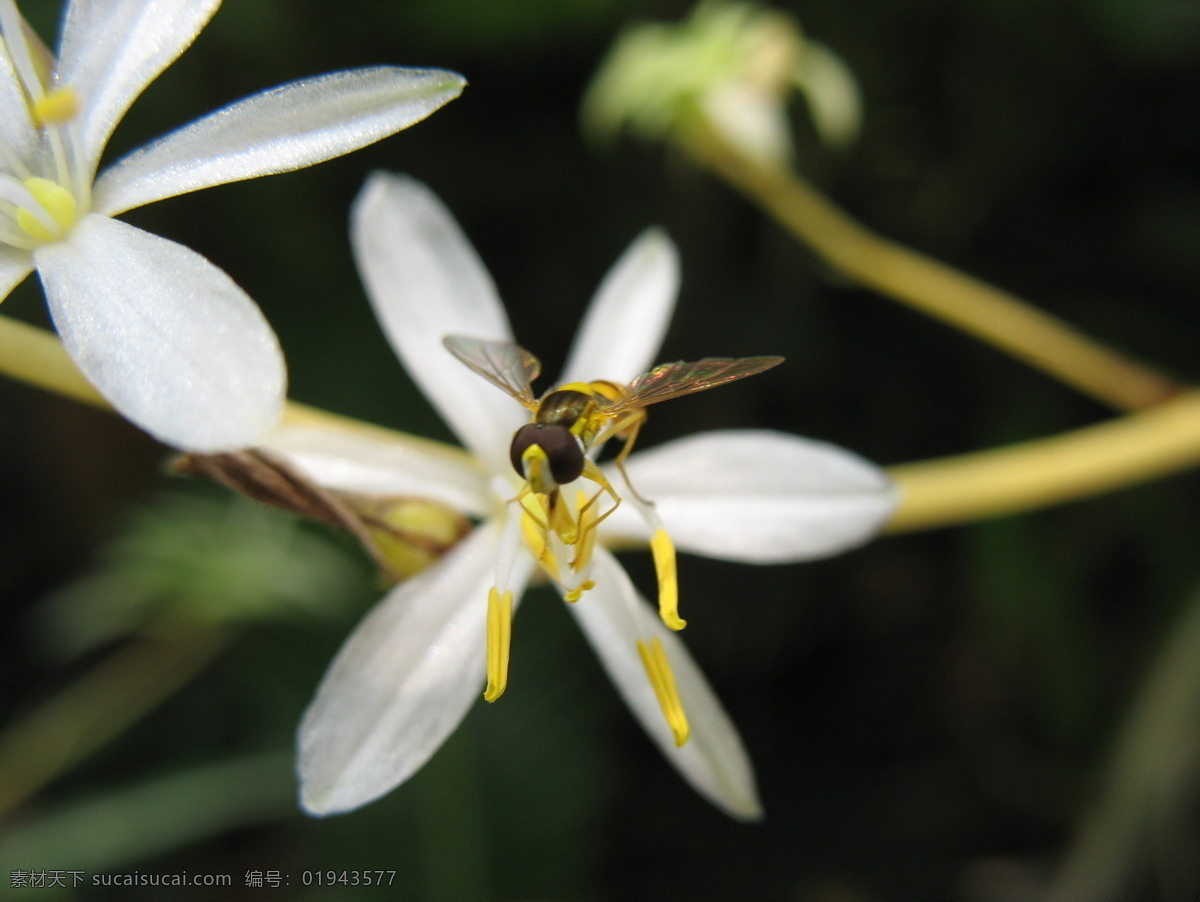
[614,356,785,411]
[443,335,542,407]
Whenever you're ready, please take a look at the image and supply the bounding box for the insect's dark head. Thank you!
[510,423,585,491]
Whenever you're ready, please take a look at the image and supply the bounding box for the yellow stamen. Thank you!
[650,528,685,630]
[549,492,579,544]
[517,486,549,529]
[33,87,79,126]
[637,637,690,746]
[16,177,77,242]
[484,587,513,702]
[563,580,595,602]
[518,507,546,556]
[518,508,560,580]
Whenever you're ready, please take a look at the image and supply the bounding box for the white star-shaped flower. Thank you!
[258,172,898,820]
[0,0,464,450]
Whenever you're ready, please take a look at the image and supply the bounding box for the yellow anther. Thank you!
[518,508,545,557]
[484,587,513,702]
[15,177,77,242]
[519,509,560,580]
[650,528,685,630]
[517,487,549,528]
[34,87,79,126]
[637,637,690,746]
[563,580,595,603]
[549,493,579,544]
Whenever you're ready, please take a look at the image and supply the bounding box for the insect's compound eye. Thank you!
[510,423,585,486]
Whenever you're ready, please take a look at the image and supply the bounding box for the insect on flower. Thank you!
[269,174,897,817]
[444,334,783,660]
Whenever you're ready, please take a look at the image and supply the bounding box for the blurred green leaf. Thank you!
[33,489,368,659]
[0,753,294,880]
[1049,584,1200,901]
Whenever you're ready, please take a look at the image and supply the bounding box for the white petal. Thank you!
[93,68,466,216]
[34,214,284,451]
[559,228,679,385]
[298,521,532,815]
[56,0,220,175]
[0,247,33,300]
[260,423,491,519]
[351,172,526,470]
[568,548,762,820]
[0,27,37,161]
[602,430,897,562]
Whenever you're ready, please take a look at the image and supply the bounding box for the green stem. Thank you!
[676,118,1179,412]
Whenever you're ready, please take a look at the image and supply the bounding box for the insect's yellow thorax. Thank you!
[536,380,628,445]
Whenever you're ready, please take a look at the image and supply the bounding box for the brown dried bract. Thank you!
[173,449,471,582]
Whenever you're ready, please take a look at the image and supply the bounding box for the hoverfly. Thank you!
[447,335,783,721]
[444,334,783,505]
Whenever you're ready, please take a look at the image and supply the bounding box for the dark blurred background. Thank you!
[2,0,1200,899]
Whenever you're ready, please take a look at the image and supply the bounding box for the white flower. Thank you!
[258,172,897,820]
[0,0,464,450]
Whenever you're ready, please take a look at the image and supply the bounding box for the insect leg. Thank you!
[610,410,654,505]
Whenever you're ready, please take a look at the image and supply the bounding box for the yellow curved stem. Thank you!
[0,315,109,410]
[677,118,1178,412]
[3,315,1199,535]
[0,314,475,468]
[886,390,1200,531]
